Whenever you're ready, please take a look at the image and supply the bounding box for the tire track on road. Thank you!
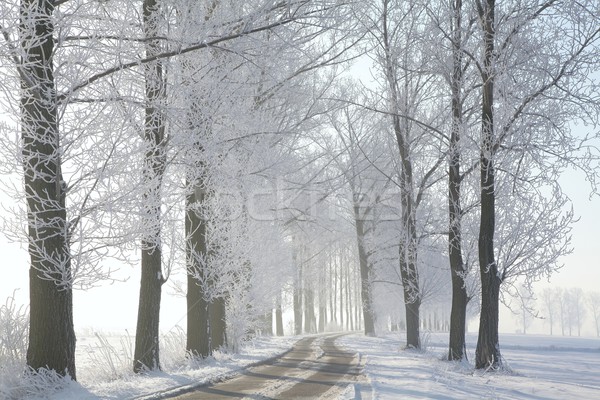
[166,333,364,399]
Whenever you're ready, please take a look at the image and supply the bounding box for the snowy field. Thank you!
[13,330,600,399]
[11,332,299,400]
[339,332,600,400]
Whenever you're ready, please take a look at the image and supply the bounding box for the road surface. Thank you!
[165,333,369,399]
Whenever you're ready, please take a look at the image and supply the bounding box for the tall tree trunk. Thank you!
[186,178,228,355]
[276,292,284,336]
[186,181,210,357]
[186,283,209,357]
[134,246,164,372]
[134,0,167,373]
[339,254,344,329]
[318,303,326,333]
[397,134,421,349]
[403,292,421,348]
[293,250,303,335]
[328,254,333,324]
[448,0,468,362]
[293,286,303,334]
[475,0,503,370]
[179,0,226,360]
[206,239,227,352]
[345,260,352,331]
[382,1,421,349]
[318,273,327,332]
[305,287,316,333]
[209,296,227,349]
[331,253,337,323]
[354,207,376,336]
[263,309,274,336]
[355,272,362,331]
[185,189,227,354]
[21,1,76,378]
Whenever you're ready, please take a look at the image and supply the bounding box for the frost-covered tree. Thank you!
[473,0,600,369]
[0,0,165,378]
[1,0,133,379]
[442,0,474,361]
[173,0,359,355]
[17,0,75,377]
[327,91,394,336]
[356,0,449,349]
[133,0,169,373]
[540,287,558,335]
[588,291,600,337]
[427,0,481,361]
[0,0,359,379]
[566,287,586,337]
[556,287,569,336]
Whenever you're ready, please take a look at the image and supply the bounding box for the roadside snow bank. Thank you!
[22,333,297,400]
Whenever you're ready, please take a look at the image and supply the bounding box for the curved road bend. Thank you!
[166,333,368,400]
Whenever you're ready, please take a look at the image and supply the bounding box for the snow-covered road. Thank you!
[161,333,365,400]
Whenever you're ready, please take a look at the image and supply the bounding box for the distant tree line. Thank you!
[538,288,600,337]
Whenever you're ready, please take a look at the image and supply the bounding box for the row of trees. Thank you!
[318,0,598,369]
[332,0,600,368]
[0,0,598,384]
[536,288,600,337]
[1,0,360,380]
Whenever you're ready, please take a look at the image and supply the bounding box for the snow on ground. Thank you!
[28,332,298,400]
[338,332,600,400]
[18,330,600,399]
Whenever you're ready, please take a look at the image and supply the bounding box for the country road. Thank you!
[164,333,370,400]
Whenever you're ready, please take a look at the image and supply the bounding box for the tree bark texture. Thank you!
[339,256,344,328]
[475,0,503,369]
[355,277,362,331]
[209,296,227,349]
[263,310,274,336]
[354,210,376,336]
[382,0,421,349]
[318,304,326,333]
[293,249,303,335]
[448,0,468,362]
[134,245,163,372]
[134,0,167,373]
[275,296,284,336]
[305,288,316,333]
[20,0,76,379]
[318,259,327,333]
[331,254,337,324]
[293,284,303,334]
[186,184,210,358]
[345,261,353,331]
